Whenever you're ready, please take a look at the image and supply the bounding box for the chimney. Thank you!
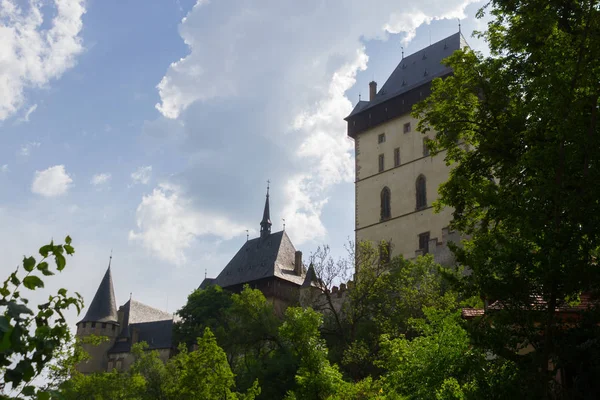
[294,251,303,276]
[369,81,377,101]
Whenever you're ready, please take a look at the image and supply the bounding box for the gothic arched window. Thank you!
[416,175,427,209]
[381,187,391,220]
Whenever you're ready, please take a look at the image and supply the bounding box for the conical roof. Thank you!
[79,266,118,324]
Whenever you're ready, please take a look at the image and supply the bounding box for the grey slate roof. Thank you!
[79,267,118,324]
[347,32,469,118]
[214,230,305,288]
[109,299,174,354]
[301,264,319,288]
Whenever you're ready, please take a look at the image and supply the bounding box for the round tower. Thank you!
[75,259,120,374]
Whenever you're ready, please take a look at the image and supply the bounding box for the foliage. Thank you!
[280,307,344,400]
[59,329,260,400]
[413,0,600,396]
[173,284,233,349]
[0,237,83,400]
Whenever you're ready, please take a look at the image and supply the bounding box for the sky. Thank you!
[0,0,491,326]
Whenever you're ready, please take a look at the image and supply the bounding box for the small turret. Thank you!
[75,255,120,374]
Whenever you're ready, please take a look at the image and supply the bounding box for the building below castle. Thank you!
[76,187,316,373]
[75,264,175,374]
[201,185,312,315]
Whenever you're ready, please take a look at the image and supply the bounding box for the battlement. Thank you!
[411,227,463,266]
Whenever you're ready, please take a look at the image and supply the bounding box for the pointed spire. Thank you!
[79,256,118,323]
[260,180,272,238]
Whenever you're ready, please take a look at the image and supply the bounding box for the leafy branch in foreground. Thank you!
[0,236,83,400]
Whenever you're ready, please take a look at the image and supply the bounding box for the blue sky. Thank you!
[0,0,489,323]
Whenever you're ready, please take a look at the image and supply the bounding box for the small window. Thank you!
[403,122,411,133]
[82,322,86,328]
[116,360,122,371]
[91,322,96,328]
[107,361,114,371]
[378,154,384,172]
[112,324,116,331]
[380,187,391,220]
[394,148,400,167]
[102,323,107,329]
[416,175,427,209]
[419,232,431,254]
[378,133,386,144]
[423,137,430,157]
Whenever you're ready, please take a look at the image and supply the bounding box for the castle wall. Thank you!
[75,321,119,374]
[354,110,456,261]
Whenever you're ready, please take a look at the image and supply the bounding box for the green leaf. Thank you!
[37,391,51,400]
[39,244,52,257]
[10,273,20,286]
[64,244,75,255]
[7,302,33,317]
[0,316,10,332]
[65,235,72,245]
[58,288,67,297]
[23,276,44,290]
[22,385,36,396]
[23,256,36,272]
[36,262,54,276]
[55,254,66,271]
[36,262,48,271]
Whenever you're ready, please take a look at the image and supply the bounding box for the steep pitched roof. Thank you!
[346,32,469,119]
[301,264,319,288]
[109,299,174,353]
[214,230,305,288]
[79,266,118,324]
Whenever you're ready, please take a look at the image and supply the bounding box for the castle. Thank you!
[345,31,469,264]
[75,31,466,373]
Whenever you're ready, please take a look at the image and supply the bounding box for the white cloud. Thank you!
[0,0,86,121]
[129,183,247,265]
[15,104,38,124]
[90,173,111,186]
[18,141,41,156]
[1,164,8,173]
[131,166,152,185]
[31,165,73,197]
[153,0,479,245]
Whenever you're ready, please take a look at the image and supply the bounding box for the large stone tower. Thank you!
[344,32,468,263]
[75,261,120,374]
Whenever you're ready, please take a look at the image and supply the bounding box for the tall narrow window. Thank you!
[378,154,385,172]
[403,122,411,133]
[423,137,430,157]
[378,133,386,144]
[380,187,391,220]
[416,175,427,209]
[394,148,401,167]
[419,232,430,254]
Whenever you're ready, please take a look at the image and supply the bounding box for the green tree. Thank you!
[174,284,233,349]
[413,0,600,396]
[280,307,345,400]
[167,328,259,400]
[0,237,83,400]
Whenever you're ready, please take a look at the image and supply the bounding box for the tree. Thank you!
[280,307,345,400]
[413,0,600,396]
[0,237,83,400]
[167,328,260,400]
